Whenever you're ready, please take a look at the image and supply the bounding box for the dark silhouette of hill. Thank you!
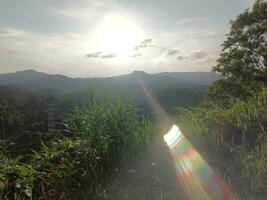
[0,69,220,93]
[0,70,87,92]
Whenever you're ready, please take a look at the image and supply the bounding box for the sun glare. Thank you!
[164,125,236,199]
[95,14,143,57]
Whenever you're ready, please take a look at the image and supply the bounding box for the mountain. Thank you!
[0,69,221,117]
[0,70,87,92]
[157,71,221,85]
[0,70,220,93]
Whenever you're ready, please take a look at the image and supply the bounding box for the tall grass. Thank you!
[0,91,153,199]
[177,87,267,200]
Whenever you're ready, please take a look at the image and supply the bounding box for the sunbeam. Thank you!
[164,125,236,200]
[140,79,236,200]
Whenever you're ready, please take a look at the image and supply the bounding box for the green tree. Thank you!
[204,78,253,106]
[206,0,267,104]
[213,0,267,82]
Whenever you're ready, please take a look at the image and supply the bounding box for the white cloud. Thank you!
[0,22,222,76]
[166,49,179,56]
[0,28,24,38]
[131,52,143,57]
[134,38,156,50]
[190,50,209,60]
[56,1,115,20]
[0,26,137,76]
[176,55,187,61]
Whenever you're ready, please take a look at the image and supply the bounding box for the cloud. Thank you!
[174,50,209,61]
[100,53,116,59]
[132,53,143,57]
[0,24,218,77]
[176,50,209,61]
[56,1,115,20]
[166,49,179,56]
[86,51,103,58]
[191,50,208,60]
[0,28,24,38]
[134,38,155,50]
[176,55,188,61]
[86,52,116,59]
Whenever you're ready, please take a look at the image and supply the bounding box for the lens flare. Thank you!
[164,125,236,200]
[139,79,236,199]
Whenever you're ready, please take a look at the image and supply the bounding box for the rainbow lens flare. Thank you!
[164,125,236,200]
[139,79,236,199]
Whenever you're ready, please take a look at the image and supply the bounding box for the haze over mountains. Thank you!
[0,70,220,93]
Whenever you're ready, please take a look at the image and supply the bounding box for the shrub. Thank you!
[0,92,153,199]
[177,87,267,200]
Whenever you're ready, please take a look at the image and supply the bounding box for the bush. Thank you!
[177,87,267,200]
[0,92,153,199]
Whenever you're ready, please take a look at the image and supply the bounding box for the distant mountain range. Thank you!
[0,69,222,115]
[0,70,220,93]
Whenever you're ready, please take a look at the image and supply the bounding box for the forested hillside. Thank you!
[0,70,211,118]
[0,72,209,199]
[0,70,219,92]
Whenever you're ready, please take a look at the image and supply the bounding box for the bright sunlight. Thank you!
[95,14,144,57]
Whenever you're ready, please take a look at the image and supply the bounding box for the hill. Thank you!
[0,70,220,92]
[0,69,221,117]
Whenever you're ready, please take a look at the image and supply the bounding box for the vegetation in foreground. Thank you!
[178,87,267,199]
[177,1,267,199]
[0,90,153,199]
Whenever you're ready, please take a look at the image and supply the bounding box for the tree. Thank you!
[213,0,267,83]
[204,78,253,106]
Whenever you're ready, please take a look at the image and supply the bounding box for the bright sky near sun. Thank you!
[0,0,253,77]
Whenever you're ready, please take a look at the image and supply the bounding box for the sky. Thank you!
[0,0,254,77]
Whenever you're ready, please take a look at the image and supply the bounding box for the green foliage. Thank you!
[207,0,267,104]
[0,86,49,139]
[204,78,255,106]
[181,3,267,198]
[213,0,267,81]
[177,87,267,199]
[0,91,153,199]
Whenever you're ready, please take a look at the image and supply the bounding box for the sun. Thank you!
[95,14,144,57]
